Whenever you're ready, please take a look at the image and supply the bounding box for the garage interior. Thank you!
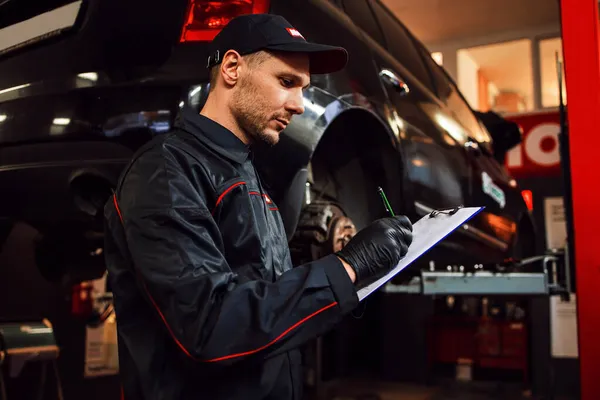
[0,0,598,399]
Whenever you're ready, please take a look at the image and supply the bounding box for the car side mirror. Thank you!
[474,111,523,164]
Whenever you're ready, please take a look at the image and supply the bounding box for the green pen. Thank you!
[377,186,395,217]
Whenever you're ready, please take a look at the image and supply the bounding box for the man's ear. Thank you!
[220,50,242,87]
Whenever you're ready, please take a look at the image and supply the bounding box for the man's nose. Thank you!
[285,90,305,115]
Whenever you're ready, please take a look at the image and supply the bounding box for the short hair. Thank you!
[208,50,271,90]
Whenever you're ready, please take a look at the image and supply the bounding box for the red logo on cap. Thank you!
[286,28,305,40]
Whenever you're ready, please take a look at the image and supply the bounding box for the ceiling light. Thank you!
[53,118,71,125]
[0,115,6,122]
[77,72,98,81]
[0,83,30,96]
[431,52,443,66]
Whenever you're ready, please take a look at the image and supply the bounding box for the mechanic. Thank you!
[103,13,414,400]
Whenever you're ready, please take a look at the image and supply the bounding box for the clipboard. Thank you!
[356,206,484,301]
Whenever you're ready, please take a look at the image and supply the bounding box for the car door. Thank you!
[418,48,519,254]
[343,0,471,212]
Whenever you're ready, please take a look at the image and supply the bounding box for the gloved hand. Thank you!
[336,215,413,284]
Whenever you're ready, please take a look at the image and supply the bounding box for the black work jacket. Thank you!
[103,107,359,400]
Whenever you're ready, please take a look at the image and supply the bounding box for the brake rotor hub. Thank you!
[329,216,357,253]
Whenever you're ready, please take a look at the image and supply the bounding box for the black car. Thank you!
[0,0,535,395]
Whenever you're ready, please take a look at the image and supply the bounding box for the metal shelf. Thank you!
[382,271,550,295]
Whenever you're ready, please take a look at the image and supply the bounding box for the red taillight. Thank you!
[521,189,533,211]
[180,0,271,43]
[71,282,94,319]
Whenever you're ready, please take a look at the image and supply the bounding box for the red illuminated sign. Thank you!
[504,110,562,178]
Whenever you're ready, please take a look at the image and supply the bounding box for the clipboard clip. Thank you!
[428,205,463,218]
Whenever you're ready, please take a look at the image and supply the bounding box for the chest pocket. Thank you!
[213,181,291,282]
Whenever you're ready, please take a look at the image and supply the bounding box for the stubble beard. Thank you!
[231,77,280,147]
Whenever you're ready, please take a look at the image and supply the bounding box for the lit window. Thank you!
[457,39,534,114]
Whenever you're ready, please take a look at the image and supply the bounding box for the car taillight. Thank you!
[71,282,94,319]
[521,189,533,211]
[180,0,271,43]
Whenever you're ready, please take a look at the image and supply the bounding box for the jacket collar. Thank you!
[174,106,249,164]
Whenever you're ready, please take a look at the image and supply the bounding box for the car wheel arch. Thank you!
[275,104,414,243]
[305,106,411,227]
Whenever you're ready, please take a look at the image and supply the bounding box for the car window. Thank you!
[368,0,435,93]
[416,45,452,100]
[341,0,385,46]
[417,46,493,147]
[448,90,488,140]
[446,83,492,145]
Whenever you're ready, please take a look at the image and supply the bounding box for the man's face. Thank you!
[230,51,310,146]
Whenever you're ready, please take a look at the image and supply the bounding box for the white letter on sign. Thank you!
[525,123,560,166]
[507,144,523,168]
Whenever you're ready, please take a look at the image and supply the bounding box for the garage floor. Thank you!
[317,379,575,400]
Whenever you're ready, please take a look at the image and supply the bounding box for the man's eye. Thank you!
[280,78,293,87]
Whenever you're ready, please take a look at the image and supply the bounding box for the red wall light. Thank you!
[521,190,533,211]
[180,0,271,43]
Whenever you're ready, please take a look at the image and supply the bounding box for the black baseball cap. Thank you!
[207,14,348,74]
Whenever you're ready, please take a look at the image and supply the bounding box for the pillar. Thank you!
[560,0,600,398]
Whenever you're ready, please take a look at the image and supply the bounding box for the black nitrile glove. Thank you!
[336,215,413,284]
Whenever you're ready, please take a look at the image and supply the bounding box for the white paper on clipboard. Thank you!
[357,206,484,301]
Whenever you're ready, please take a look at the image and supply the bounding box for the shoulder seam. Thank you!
[161,134,219,208]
